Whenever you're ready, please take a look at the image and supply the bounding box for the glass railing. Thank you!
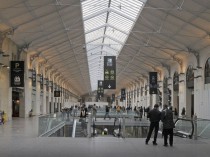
[38,113,70,136]
[197,119,210,139]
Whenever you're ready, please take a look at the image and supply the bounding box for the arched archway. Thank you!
[186,65,194,117]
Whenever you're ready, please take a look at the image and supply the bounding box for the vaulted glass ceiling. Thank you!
[81,0,147,91]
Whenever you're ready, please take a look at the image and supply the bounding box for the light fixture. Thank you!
[194,75,202,79]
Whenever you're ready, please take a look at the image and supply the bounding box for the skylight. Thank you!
[81,0,147,91]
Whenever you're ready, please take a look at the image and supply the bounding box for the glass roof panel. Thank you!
[82,0,109,17]
[84,13,107,31]
[81,0,147,91]
[108,12,134,32]
[105,27,127,43]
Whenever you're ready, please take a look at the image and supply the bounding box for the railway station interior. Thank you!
[1,0,210,156]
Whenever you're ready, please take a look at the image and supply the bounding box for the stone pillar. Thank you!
[179,73,186,116]
[194,68,204,118]
[132,85,135,109]
[23,54,32,117]
[35,70,41,115]
[42,79,47,115]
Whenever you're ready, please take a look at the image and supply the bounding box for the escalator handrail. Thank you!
[39,121,66,137]
[174,117,194,139]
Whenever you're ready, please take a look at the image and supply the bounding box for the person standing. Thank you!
[161,104,174,147]
[92,104,97,121]
[145,104,161,145]
[181,107,186,117]
[104,105,111,120]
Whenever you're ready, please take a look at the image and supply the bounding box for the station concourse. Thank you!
[0,0,210,156]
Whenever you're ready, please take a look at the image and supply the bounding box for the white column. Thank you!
[179,73,186,116]
[35,74,41,115]
[42,81,46,114]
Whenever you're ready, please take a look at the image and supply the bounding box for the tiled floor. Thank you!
[0,117,210,157]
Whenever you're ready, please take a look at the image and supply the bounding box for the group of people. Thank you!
[145,104,175,147]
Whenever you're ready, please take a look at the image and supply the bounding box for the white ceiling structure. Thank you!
[0,0,210,96]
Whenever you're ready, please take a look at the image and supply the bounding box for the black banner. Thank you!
[32,69,36,87]
[104,56,116,89]
[149,72,158,94]
[10,61,24,87]
[40,74,43,90]
[121,88,126,100]
[97,80,104,98]
[54,91,61,97]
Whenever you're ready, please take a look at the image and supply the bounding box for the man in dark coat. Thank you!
[161,104,174,146]
[145,104,161,145]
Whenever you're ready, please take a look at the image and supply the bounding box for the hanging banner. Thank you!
[149,72,158,94]
[104,56,116,89]
[40,74,43,90]
[54,91,61,97]
[10,61,24,87]
[121,88,126,100]
[97,80,104,98]
[32,69,36,87]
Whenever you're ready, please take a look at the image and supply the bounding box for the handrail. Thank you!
[72,119,77,138]
[39,121,65,137]
[174,117,194,139]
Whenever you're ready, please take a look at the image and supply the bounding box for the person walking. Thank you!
[161,104,174,147]
[145,104,161,145]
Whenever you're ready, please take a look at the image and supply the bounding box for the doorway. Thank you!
[12,91,20,117]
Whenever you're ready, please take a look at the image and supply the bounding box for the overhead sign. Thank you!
[104,56,116,89]
[121,88,126,100]
[149,72,158,94]
[97,80,104,98]
[10,61,24,87]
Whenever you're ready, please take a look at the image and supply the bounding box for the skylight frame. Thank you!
[81,0,147,91]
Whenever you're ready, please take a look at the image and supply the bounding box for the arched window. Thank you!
[173,72,179,91]
[205,58,210,84]
[186,65,194,88]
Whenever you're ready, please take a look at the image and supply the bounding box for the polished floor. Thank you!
[0,117,210,157]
